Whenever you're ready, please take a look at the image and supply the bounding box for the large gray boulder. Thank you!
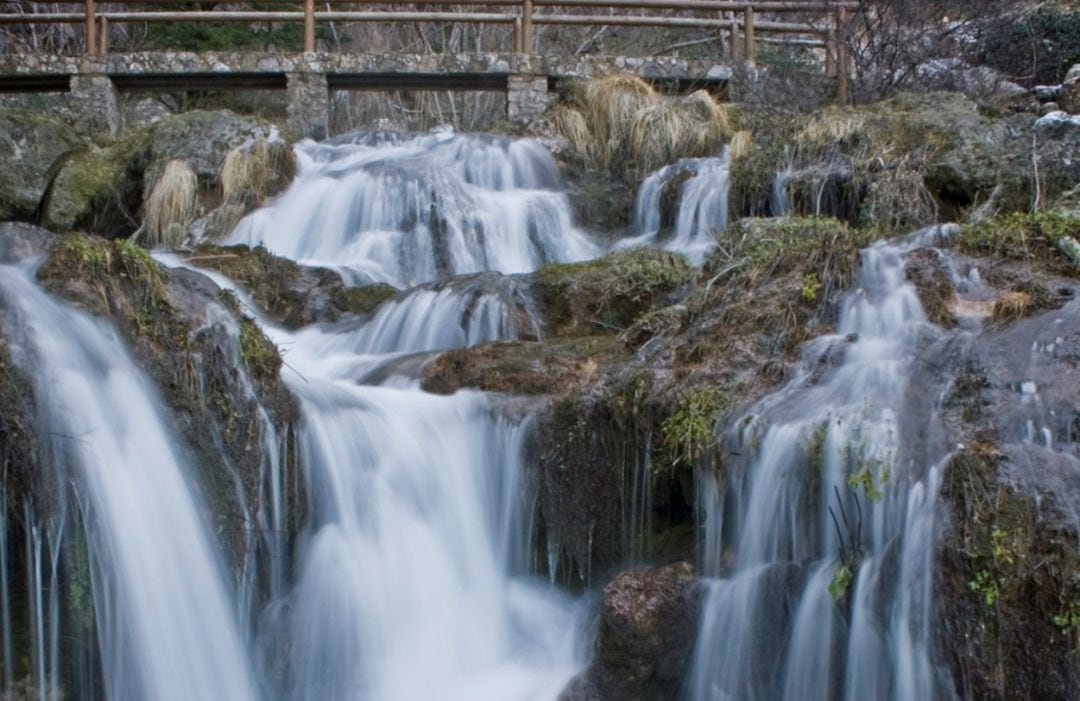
[1059,63,1080,113]
[0,109,84,220]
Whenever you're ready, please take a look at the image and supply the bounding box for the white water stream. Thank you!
[0,264,259,701]
[689,236,956,701]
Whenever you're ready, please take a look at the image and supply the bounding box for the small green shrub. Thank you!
[829,563,853,601]
[660,387,727,469]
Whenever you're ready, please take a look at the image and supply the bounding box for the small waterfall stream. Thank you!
[0,118,1027,700]
[689,235,955,701]
[227,131,599,287]
[621,153,731,265]
[0,264,259,701]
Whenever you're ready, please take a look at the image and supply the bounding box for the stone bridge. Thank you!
[0,51,732,139]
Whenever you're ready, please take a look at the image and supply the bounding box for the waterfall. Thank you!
[226,130,599,287]
[689,238,956,701]
[622,152,730,265]
[253,281,585,701]
[0,264,259,701]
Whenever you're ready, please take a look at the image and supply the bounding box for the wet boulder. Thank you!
[0,108,85,221]
[562,563,701,701]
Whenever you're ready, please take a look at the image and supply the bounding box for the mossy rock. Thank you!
[958,210,1080,277]
[422,335,625,396]
[0,108,85,220]
[939,442,1080,700]
[41,134,151,235]
[39,110,290,239]
[190,244,397,327]
[534,247,691,336]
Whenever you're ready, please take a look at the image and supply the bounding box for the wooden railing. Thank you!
[0,1,856,60]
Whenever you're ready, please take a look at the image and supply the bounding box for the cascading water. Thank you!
[254,281,585,701]
[621,153,730,265]
[0,264,259,701]
[226,130,599,287]
[689,234,956,701]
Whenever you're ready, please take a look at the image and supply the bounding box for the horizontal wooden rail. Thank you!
[0,0,855,101]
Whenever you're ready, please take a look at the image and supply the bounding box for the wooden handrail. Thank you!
[0,0,856,98]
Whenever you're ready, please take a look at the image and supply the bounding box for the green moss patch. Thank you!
[534,247,691,336]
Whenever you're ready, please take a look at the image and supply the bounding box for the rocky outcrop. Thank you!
[897,215,1080,700]
[40,110,288,237]
[35,234,304,566]
[728,92,1080,226]
[562,563,701,701]
[1059,64,1080,114]
[184,244,396,328]
[0,109,85,221]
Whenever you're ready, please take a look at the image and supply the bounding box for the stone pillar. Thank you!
[69,74,119,140]
[286,72,329,141]
[507,74,552,127]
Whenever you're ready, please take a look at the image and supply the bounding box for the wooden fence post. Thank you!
[513,17,523,53]
[84,0,96,56]
[304,0,315,52]
[727,11,738,60]
[825,27,836,76]
[836,7,848,104]
[743,4,754,63]
[521,0,533,55]
[98,16,109,58]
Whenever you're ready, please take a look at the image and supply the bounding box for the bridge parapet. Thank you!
[0,51,732,138]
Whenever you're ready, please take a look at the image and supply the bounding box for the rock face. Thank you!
[40,110,285,236]
[0,109,85,221]
[562,563,701,701]
[896,222,1080,700]
[1059,64,1080,113]
[35,234,304,567]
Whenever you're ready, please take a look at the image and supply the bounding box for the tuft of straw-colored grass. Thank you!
[728,130,755,161]
[220,148,265,202]
[584,75,660,164]
[678,90,732,140]
[992,290,1033,323]
[143,159,196,250]
[629,102,689,173]
[549,104,592,158]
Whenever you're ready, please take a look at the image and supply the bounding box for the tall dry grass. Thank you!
[143,159,196,249]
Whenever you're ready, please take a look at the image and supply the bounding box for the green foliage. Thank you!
[844,440,892,503]
[829,563,853,601]
[660,387,727,469]
[975,8,1080,84]
[59,235,110,277]
[991,526,1016,567]
[536,247,690,335]
[804,421,829,471]
[1052,601,1080,639]
[801,273,822,304]
[958,211,1080,267]
[969,569,1002,607]
[238,318,281,382]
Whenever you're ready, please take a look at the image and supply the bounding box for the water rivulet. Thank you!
[689,232,956,700]
[0,264,259,701]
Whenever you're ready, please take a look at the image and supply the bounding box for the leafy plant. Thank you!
[660,387,727,469]
[829,563,853,601]
[969,569,1002,607]
[801,273,822,304]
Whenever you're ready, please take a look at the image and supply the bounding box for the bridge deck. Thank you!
[0,51,732,93]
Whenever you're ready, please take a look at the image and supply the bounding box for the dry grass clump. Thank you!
[143,159,196,249]
[629,103,689,173]
[549,103,591,157]
[553,75,734,173]
[208,137,297,240]
[992,290,1033,322]
[728,130,755,161]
